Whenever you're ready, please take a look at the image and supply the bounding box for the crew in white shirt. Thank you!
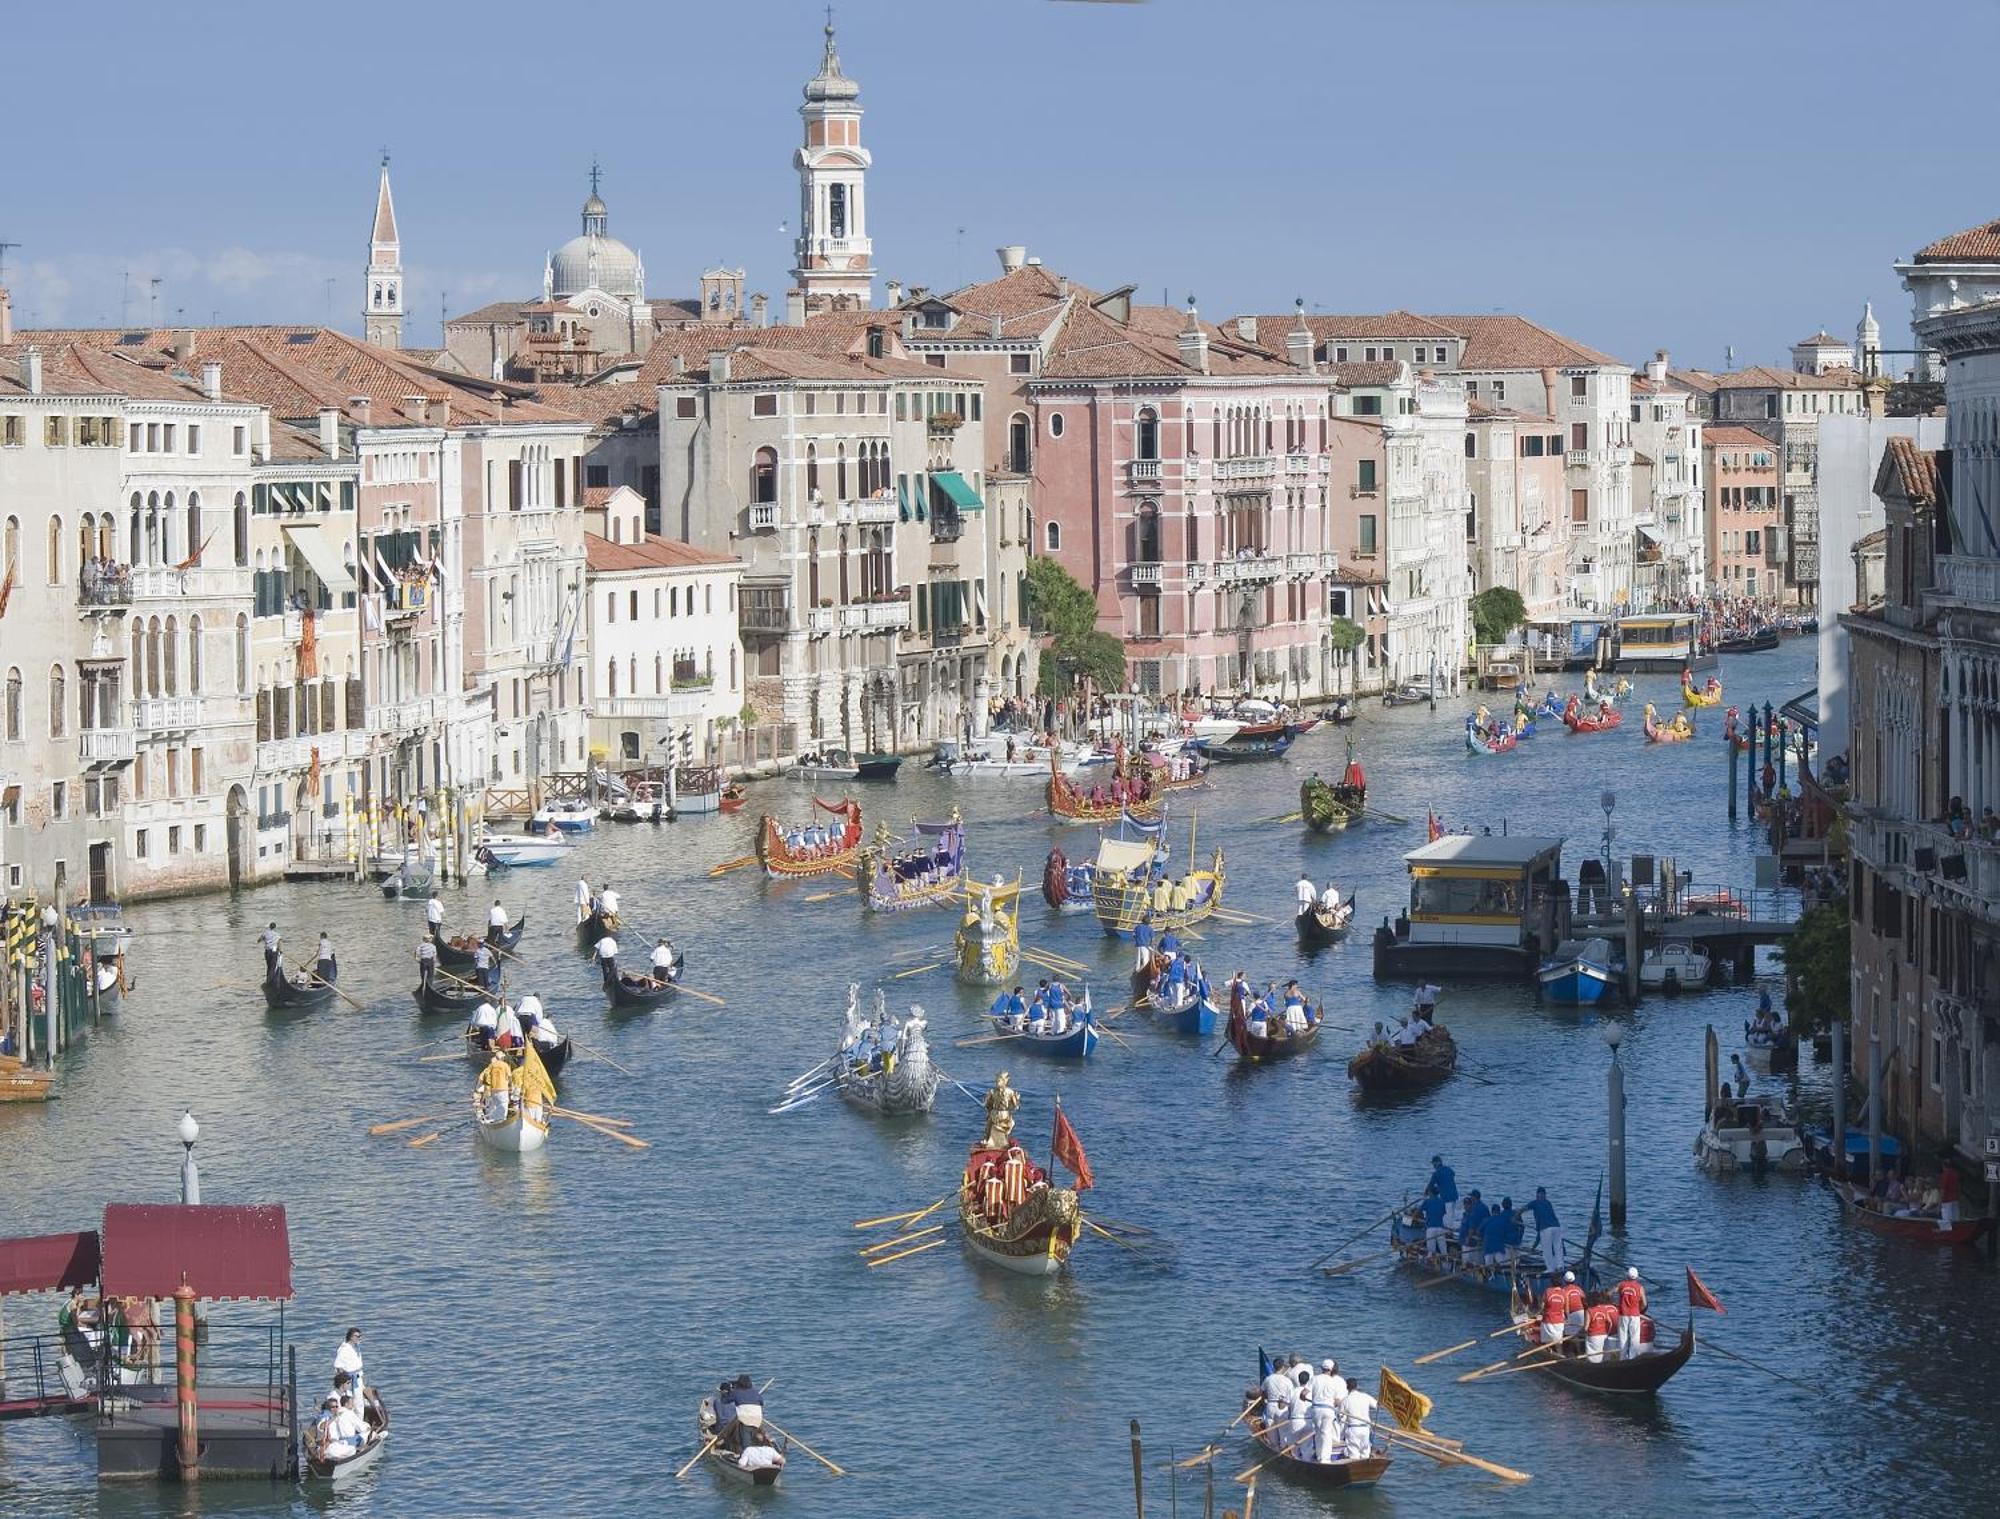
[495,1003,523,1047]
[1295,874,1316,913]
[487,900,508,931]
[425,894,444,931]
[1261,1361,1294,1422]
[332,1329,365,1400]
[1308,1361,1348,1463]
[575,877,593,924]
[1340,1385,1377,1460]
[598,885,620,918]
[652,939,677,978]
[1319,881,1343,913]
[471,1001,500,1037]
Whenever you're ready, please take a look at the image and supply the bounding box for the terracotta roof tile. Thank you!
[1915,217,2000,264]
[1324,361,1402,388]
[1881,435,1942,506]
[1423,313,1622,370]
[1701,425,1777,450]
[1237,311,1460,342]
[0,342,212,402]
[584,531,738,573]
[1712,364,1857,392]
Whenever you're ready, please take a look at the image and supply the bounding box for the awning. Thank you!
[0,1230,100,1296]
[1636,526,1663,545]
[284,524,357,595]
[897,479,911,522]
[99,1204,293,1301]
[1779,686,1819,730]
[932,471,983,511]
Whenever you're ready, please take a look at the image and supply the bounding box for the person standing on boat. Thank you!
[425,892,445,936]
[416,936,437,993]
[1538,1277,1571,1346]
[1562,1270,1586,1333]
[1525,1188,1562,1270]
[470,1000,499,1046]
[1614,1268,1648,1358]
[1340,1381,1377,1461]
[575,877,592,925]
[595,931,619,987]
[1417,1184,1447,1258]
[495,1001,524,1051]
[315,932,337,985]
[473,939,498,995]
[599,884,620,921]
[477,1050,513,1120]
[1308,1360,1347,1463]
[1583,1295,1618,1362]
[1429,1156,1459,1231]
[1296,873,1316,914]
[333,1328,365,1401]
[261,923,282,982]
[1261,1357,1295,1424]
[1939,1160,1962,1229]
[1456,1189,1487,1256]
[1320,880,1343,915]
[651,937,678,983]
[1730,1053,1750,1098]
[486,899,508,944]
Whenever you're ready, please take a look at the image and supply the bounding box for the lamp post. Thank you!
[178,1109,200,1205]
[1604,1022,1627,1227]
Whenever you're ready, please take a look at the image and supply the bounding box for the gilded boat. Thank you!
[859,813,966,912]
[955,874,1022,985]
[756,796,863,879]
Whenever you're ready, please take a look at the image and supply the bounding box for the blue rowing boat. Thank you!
[1537,937,1618,1004]
[1145,983,1216,1036]
[1385,1219,1600,1295]
[985,992,1099,1058]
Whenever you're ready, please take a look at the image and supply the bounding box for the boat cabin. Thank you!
[1614,612,1716,673]
[1373,833,1565,980]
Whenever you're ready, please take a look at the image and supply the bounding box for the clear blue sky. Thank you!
[7,0,1995,372]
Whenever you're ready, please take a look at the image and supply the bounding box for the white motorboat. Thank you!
[791,749,862,782]
[1694,1094,1810,1173]
[936,739,1094,779]
[532,803,596,833]
[477,832,573,867]
[1639,941,1712,992]
[605,781,668,823]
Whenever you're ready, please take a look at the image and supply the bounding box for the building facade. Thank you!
[1630,351,1704,604]
[1701,425,1785,605]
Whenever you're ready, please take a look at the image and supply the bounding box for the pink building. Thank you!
[1702,424,1786,604]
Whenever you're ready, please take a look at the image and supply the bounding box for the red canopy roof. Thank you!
[99,1204,292,1301]
[0,1230,101,1296]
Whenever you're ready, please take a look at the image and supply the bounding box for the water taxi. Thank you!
[1372,833,1565,981]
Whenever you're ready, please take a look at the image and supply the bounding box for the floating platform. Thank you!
[97,1384,293,1481]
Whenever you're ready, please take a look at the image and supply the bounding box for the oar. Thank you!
[1319,1247,1395,1278]
[1084,1215,1155,1237]
[675,1433,722,1480]
[891,963,940,980]
[954,1031,1023,1048]
[762,1419,845,1477]
[854,1191,955,1230]
[1224,1396,1263,1432]
[676,985,728,1008]
[571,1039,634,1076]
[787,1057,834,1089]
[859,1225,942,1256]
[1081,1218,1156,1255]
[801,887,856,903]
[1457,1339,1559,1382]
[1101,1026,1135,1052]
[896,1192,956,1233]
[1413,1338,1480,1367]
[865,1236,947,1269]
[368,1114,452,1136]
[1699,1336,1823,1394]
[1363,806,1410,824]
[289,956,367,1012]
[707,854,758,877]
[1306,1205,1403,1271]
[550,1105,633,1127]
[1374,1423,1530,1483]
[390,1032,464,1056]
[1233,1427,1314,1484]
[418,1050,470,1064]
[554,1111,650,1149]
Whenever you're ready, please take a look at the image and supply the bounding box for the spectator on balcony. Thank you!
[1946,796,1970,839]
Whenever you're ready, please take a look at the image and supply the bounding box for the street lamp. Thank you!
[1602,1022,1626,1227]
[1600,789,1617,878]
[178,1109,200,1205]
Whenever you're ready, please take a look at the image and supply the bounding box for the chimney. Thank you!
[672,353,686,377]
[1286,299,1314,372]
[1238,315,1259,344]
[404,394,429,424]
[23,345,43,394]
[318,406,340,458]
[997,245,1026,274]
[990,315,1002,339]
[709,350,730,385]
[885,280,903,306]
[173,329,194,363]
[434,396,450,429]
[785,289,807,326]
[1541,367,1561,413]
[1648,349,1669,387]
[200,361,222,400]
[752,293,769,327]
[1056,275,1070,298]
[0,287,12,345]
[1178,298,1209,376]
[349,394,371,426]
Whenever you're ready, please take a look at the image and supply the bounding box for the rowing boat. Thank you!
[1224,985,1323,1064]
[466,1029,573,1081]
[1385,1217,1589,1296]
[303,1390,389,1483]
[756,796,863,879]
[1348,1025,1457,1091]
[605,950,685,1010]
[434,916,525,970]
[834,991,941,1113]
[860,812,966,912]
[262,967,337,1014]
[1245,1407,1391,1491]
[1295,896,1357,946]
[696,1397,787,1486]
[1144,980,1216,1036]
[1834,1183,1996,1246]
[1041,847,1096,914]
[1047,746,1166,825]
[412,976,487,1017]
[1503,1311,1695,1395]
[959,1082,1083,1275]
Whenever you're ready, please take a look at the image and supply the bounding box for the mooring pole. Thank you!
[1607,1024,1628,1227]
[1705,1024,1719,1119]
[1130,1418,1145,1519]
[1831,1013,1847,1176]
[1868,1023,1883,1185]
[174,1276,199,1479]
[1727,728,1739,821]
[1776,717,1788,792]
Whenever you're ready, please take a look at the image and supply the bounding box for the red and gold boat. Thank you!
[755,797,862,879]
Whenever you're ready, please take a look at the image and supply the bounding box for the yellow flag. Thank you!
[518,1040,557,1108]
[1378,1366,1432,1434]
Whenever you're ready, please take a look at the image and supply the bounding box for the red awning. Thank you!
[0,1230,101,1295]
[99,1204,293,1301]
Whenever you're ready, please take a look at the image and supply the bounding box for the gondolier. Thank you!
[651,938,678,981]
[416,936,437,993]
[1430,1155,1459,1230]
[1296,873,1316,913]
[425,893,444,933]
[1525,1187,1562,1269]
[1615,1268,1648,1358]
[1308,1360,1347,1463]
[315,931,337,985]
[486,899,509,943]
[333,1328,365,1400]
[596,931,619,987]
[261,923,283,981]
[575,877,592,924]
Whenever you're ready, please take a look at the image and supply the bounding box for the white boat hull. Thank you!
[473,1103,549,1153]
[962,1231,1067,1276]
[307,1430,388,1483]
[480,836,573,866]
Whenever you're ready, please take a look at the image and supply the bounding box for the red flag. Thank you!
[173,531,215,572]
[1052,1105,1093,1192]
[1426,810,1443,843]
[1686,1266,1725,1314]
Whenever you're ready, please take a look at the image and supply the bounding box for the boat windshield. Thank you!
[1412,875,1522,918]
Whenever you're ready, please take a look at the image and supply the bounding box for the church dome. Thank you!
[552,232,642,301]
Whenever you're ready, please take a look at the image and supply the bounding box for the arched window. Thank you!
[1136,504,1161,563]
[836,443,848,501]
[1045,521,1062,553]
[46,514,62,585]
[146,617,162,698]
[96,514,112,561]
[3,667,19,741]
[47,665,65,738]
[3,516,17,577]
[1136,407,1159,462]
[607,659,618,698]
[163,616,179,695]
[806,442,819,496]
[234,492,249,567]
[186,492,202,561]
[144,491,160,565]
[1008,413,1031,473]
[235,614,250,694]
[187,615,203,693]
[161,491,176,565]
[78,513,95,571]
[751,447,778,505]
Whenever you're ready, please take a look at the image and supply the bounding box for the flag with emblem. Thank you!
[1426,809,1443,842]
[1686,1266,1726,1314]
[1377,1366,1432,1433]
[1051,1101,1093,1191]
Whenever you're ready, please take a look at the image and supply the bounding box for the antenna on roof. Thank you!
[0,242,18,283]
[120,268,130,326]
[148,277,162,327]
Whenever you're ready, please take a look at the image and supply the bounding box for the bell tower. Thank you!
[790,12,873,316]
[364,154,404,349]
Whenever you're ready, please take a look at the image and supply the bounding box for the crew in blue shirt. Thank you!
[1416,1185,1448,1259]
[1160,929,1181,957]
[1429,1155,1459,1228]
[1524,1187,1562,1268]
[1134,917,1155,952]
[1479,1198,1517,1267]
[1457,1189,1487,1251]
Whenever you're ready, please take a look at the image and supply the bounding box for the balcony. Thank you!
[865,600,911,631]
[1187,562,1209,586]
[806,604,837,636]
[847,494,899,525]
[926,411,964,434]
[131,565,251,602]
[1565,449,1591,468]
[1219,554,1284,583]
[1128,459,1163,487]
[1215,455,1276,483]
[1319,552,1341,577]
[748,502,779,533]
[1904,819,2000,925]
[839,603,870,633]
[1283,453,1318,477]
[77,566,135,612]
[367,696,438,737]
[739,591,790,635]
[79,727,136,766]
[1937,554,2000,606]
[134,696,204,733]
[1130,562,1165,588]
[1285,553,1317,578]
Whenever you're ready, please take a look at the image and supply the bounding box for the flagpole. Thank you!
[1050,1094,1059,1184]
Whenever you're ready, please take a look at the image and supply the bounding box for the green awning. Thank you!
[897,480,911,522]
[932,470,983,511]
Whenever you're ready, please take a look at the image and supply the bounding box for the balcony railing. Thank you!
[1320,552,1341,577]
[748,502,779,533]
[740,598,790,635]
[134,696,204,732]
[1215,455,1276,482]
[1187,562,1209,586]
[839,604,870,632]
[806,605,837,636]
[131,565,251,602]
[1215,554,1282,582]
[1128,459,1163,486]
[926,412,963,434]
[1130,562,1165,587]
[1904,818,2000,923]
[846,495,899,525]
[1937,554,2000,606]
[78,727,136,765]
[78,566,134,609]
[366,696,438,737]
[1565,449,1591,468]
[1283,453,1315,476]
[1285,553,1316,578]
[865,600,911,631]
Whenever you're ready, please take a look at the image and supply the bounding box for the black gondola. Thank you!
[1509,1317,1695,1395]
[412,976,488,1016]
[263,966,337,1014]
[1295,895,1358,946]
[465,1029,573,1080]
[434,916,526,970]
[575,910,618,948]
[606,950,686,1010]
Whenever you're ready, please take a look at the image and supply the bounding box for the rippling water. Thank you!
[5,639,1997,1518]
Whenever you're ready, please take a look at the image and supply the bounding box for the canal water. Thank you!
[5,639,1997,1518]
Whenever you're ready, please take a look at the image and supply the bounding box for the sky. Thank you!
[5,0,1997,373]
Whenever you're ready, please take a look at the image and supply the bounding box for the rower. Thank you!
[1480,1196,1517,1267]
[1429,1155,1459,1231]
[486,899,509,943]
[425,892,445,935]
[472,939,498,994]
[1319,880,1342,914]
[651,938,678,982]
[1296,873,1316,914]
[595,931,619,987]
[999,986,1028,1030]
[416,936,437,993]
[261,922,283,982]
[1525,1186,1562,1269]
[530,1009,562,1051]
[1730,1053,1750,1098]
[1340,1380,1377,1461]
[495,1001,524,1050]
[1456,1189,1487,1254]
[1286,1360,1312,1447]
[598,884,620,919]
[1133,915,1155,959]
[1308,1359,1347,1463]
[718,1373,763,1452]
[315,931,337,985]
[333,1327,365,1400]
[476,1050,513,1119]
[1282,982,1308,1033]
[575,877,593,925]
[1261,1358,1295,1424]
[1414,983,1440,1016]
[470,1000,500,1044]
[1583,1293,1619,1363]
[1246,994,1269,1041]
[1159,928,1181,958]
[1614,1266,1648,1358]
[517,992,544,1028]
[1417,1183,1447,1258]
[1561,1269,1586,1332]
[1389,1015,1420,1047]
[1538,1276,1570,1346]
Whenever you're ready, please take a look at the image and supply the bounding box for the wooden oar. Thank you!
[571,1039,634,1076]
[1081,1218,1155,1254]
[550,1105,633,1127]
[1084,1215,1155,1237]
[896,1193,955,1233]
[675,1433,722,1479]
[865,1236,947,1269]
[1233,1427,1313,1484]
[801,887,856,903]
[390,1032,464,1056]
[676,985,728,1008]
[1319,1247,1395,1278]
[1306,1205,1403,1271]
[762,1419,845,1477]
[1364,806,1410,824]
[891,963,940,980]
[708,854,758,877]
[289,956,367,1012]
[554,1111,650,1149]
[1101,1026,1135,1052]
[407,1131,446,1148]
[1413,1338,1479,1367]
[1457,1338,1558,1382]
[859,1225,942,1256]
[854,1191,954,1230]
[1224,1396,1263,1431]
[954,1031,1022,1048]
[1374,1423,1530,1483]
[786,1057,834,1089]
[368,1114,452,1136]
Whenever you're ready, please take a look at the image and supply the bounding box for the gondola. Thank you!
[958,1082,1085,1274]
[1047,746,1167,825]
[1224,992,1323,1064]
[1324,698,1358,725]
[1245,1405,1391,1492]
[985,993,1098,1058]
[466,1028,573,1081]
[472,1089,549,1153]
[860,813,966,912]
[1834,1183,1996,1247]
[1561,695,1623,734]
[412,976,488,1017]
[263,966,337,1014]
[303,1389,390,1483]
[575,908,619,947]
[855,752,905,781]
[1300,776,1351,833]
[606,951,685,1010]
[1295,896,1357,946]
[756,797,863,879]
[1197,728,1296,762]
[1143,981,1216,1036]
[1348,1025,1457,1091]
[1507,1314,1696,1395]
[1718,627,1780,654]
[434,916,525,971]
[696,1398,787,1487]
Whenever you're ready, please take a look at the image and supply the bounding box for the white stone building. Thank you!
[1895,216,2000,381]
[1629,351,1705,604]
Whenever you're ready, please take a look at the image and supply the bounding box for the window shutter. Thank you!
[508,460,523,510]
